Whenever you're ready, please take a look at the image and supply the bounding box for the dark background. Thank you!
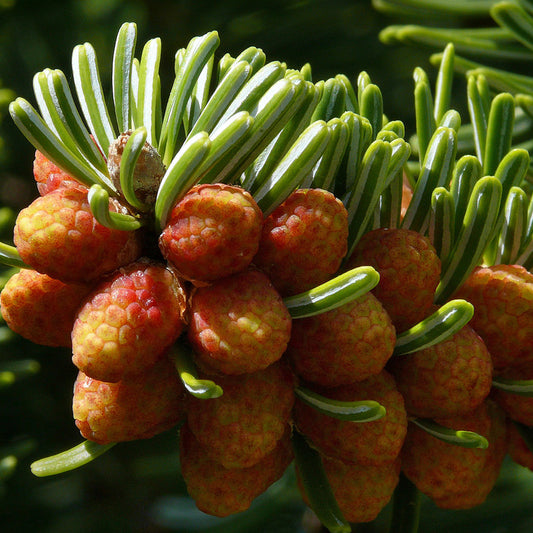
[1,1,533,532]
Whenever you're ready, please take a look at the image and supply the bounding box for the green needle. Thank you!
[283,266,380,319]
[411,418,489,449]
[88,184,143,231]
[393,299,474,356]
[112,22,137,133]
[295,386,386,422]
[72,42,117,155]
[31,440,116,477]
[170,342,223,400]
[292,431,351,533]
[0,242,29,269]
[492,377,533,396]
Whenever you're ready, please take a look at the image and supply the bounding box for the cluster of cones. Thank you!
[1,24,533,531]
[1,142,533,523]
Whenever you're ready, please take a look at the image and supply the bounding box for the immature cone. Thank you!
[13,186,142,283]
[72,259,187,383]
[186,361,295,469]
[159,183,263,283]
[287,292,396,387]
[179,423,293,517]
[0,268,92,347]
[388,323,493,419]
[431,401,507,510]
[299,456,401,523]
[188,268,292,375]
[33,150,81,195]
[73,354,186,444]
[107,131,166,209]
[454,264,533,370]
[253,188,348,296]
[400,402,492,502]
[347,227,441,332]
[293,371,407,465]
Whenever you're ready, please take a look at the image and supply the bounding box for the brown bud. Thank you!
[107,131,166,209]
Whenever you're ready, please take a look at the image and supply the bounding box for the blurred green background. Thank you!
[1,1,533,532]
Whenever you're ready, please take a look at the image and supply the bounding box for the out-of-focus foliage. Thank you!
[374,0,533,167]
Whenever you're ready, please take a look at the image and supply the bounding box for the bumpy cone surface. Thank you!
[432,401,507,510]
[186,361,295,469]
[14,186,142,283]
[72,259,187,383]
[73,354,186,444]
[179,423,293,517]
[287,292,396,387]
[0,268,93,347]
[188,268,292,375]
[293,371,407,465]
[159,183,263,283]
[347,227,441,332]
[33,150,81,195]
[253,188,348,296]
[388,324,493,419]
[400,402,492,502]
[299,456,401,523]
[454,264,533,371]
